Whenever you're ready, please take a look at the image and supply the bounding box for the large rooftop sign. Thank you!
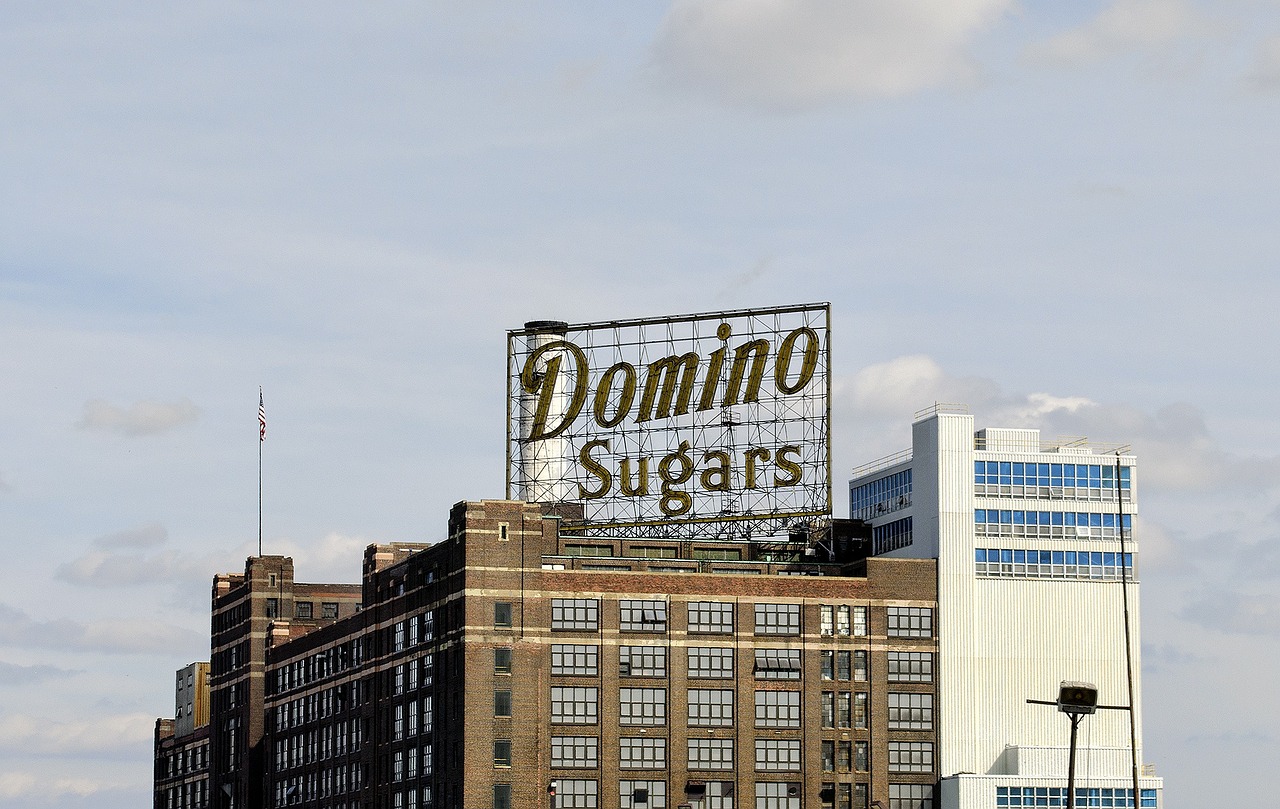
[506,304,831,539]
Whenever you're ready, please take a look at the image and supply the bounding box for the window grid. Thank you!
[755,781,801,809]
[754,648,802,680]
[550,736,599,769]
[619,737,667,769]
[974,509,1133,540]
[688,602,735,634]
[851,468,912,520]
[620,600,668,632]
[888,652,933,683]
[556,779,599,809]
[873,517,913,555]
[889,784,934,809]
[975,548,1134,581]
[974,460,1132,494]
[887,692,933,730]
[551,687,599,725]
[754,690,801,728]
[995,787,1157,808]
[688,689,734,727]
[552,644,599,676]
[620,646,667,678]
[688,738,735,770]
[755,739,802,771]
[620,781,667,809]
[620,688,666,726]
[887,608,933,639]
[754,603,801,635]
[887,742,934,773]
[688,647,734,679]
[552,599,600,631]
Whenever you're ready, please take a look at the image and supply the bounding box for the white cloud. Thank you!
[1026,0,1216,66]
[1247,35,1280,91]
[0,771,118,801]
[0,661,80,686]
[651,0,1012,109]
[93,523,167,550]
[0,713,152,757]
[0,603,201,655]
[838,354,1002,419]
[77,398,199,436]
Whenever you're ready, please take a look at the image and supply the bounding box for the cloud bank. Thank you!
[77,399,199,437]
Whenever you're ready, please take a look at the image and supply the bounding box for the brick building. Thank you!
[163,498,936,809]
[155,663,212,809]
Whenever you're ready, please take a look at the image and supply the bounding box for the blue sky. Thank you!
[2,2,1279,806]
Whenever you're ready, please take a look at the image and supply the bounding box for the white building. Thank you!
[849,405,1163,809]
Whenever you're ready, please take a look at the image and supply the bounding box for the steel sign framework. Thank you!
[506,303,831,540]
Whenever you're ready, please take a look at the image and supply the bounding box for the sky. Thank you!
[1,1,1278,806]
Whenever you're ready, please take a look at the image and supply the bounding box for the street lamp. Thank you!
[1029,681,1127,809]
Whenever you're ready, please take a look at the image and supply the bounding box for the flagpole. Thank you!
[258,387,265,558]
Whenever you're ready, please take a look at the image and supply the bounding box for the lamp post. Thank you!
[1029,681,1123,809]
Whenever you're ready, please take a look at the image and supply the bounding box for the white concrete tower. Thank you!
[849,405,1162,809]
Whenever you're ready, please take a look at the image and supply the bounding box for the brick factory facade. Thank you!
[155,499,936,809]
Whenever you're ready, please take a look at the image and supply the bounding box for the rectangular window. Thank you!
[687,689,734,727]
[494,602,513,628]
[821,741,835,772]
[552,599,599,631]
[551,736,599,769]
[494,739,512,767]
[620,688,666,726]
[821,691,835,728]
[321,602,338,619]
[836,650,852,681]
[854,741,868,771]
[620,646,667,677]
[887,742,934,773]
[620,781,667,809]
[295,601,313,619]
[626,545,678,558]
[886,607,933,638]
[754,648,802,680]
[688,602,734,634]
[494,647,513,675]
[494,690,512,718]
[688,646,734,679]
[820,605,834,636]
[888,784,933,809]
[887,652,933,683]
[755,781,800,809]
[821,650,835,680]
[754,690,801,728]
[494,784,511,809]
[688,739,734,770]
[551,687,599,724]
[852,606,868,637]
[620,737,667,769]
[837,692,852,728]
[620,600,668,632]
[836,605,851,636]
[887,692,933,730]
[551,644,598,676]
[556,779,599,809]
[265,598,278,618]
[854,692,868,729]
[754,603,801,635]
[755,740,802,771]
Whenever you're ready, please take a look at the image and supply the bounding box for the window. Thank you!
[688,601,735,633]
[494,602,513,628]
[887,607,932,638]
[619,646,667,677]
[887,742,933,773]
[836,651,852,680]
[627,545,678,558]
[995,787,1156,808]
[551,736,599,769]
[852,606,868,637]
[853,650,867,681]
[494,739,512,767]
[552,599,599,631]
[754,690,801,728]
[394,621,406,651]
[888,692,933,730]
[551,687,598,724]
[295,601,313,619]
[687,689,734,726]
[754,648,802,680]
[888,652,933,683]
[821,650,834,680]
[854,741,868,771]
[820,605,834,636]
[494,690,512,718]
[620,737,667,769]
[266,598,278,618]
[836,605,852,636]
[552,644,599,676]
[621,781,667,809]
[688,647,734,679]
[498,522,509,541]
[888,784,933,809]
[688,739,734,770]
[494,648,513,675]
[565,544,613,557]
[620,600,668,632]
[821,741,835,772]
[620,688,666,726]
[494,784,511,809]
[755,782,800,809]
[556,780,599,809]
[755,740,801,771]
[854,692,868,729]
[754,603,801,635]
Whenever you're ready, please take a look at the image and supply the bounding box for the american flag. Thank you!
[258,389,266,442]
